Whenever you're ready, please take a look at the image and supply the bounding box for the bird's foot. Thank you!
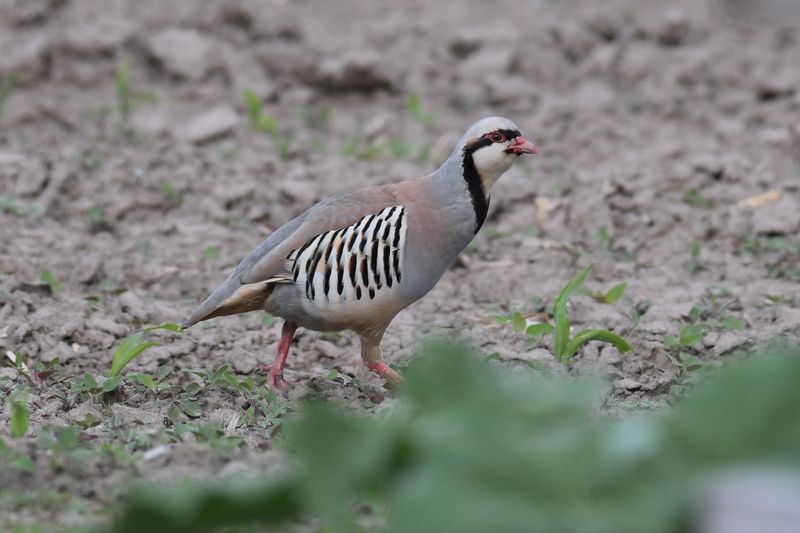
[364,360,403,385]
[256,364,292,392]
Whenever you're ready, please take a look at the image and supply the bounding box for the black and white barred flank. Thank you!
[285,206,407,304]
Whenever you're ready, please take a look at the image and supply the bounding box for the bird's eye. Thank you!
[488,132,506,143]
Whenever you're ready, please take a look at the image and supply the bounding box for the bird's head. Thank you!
[455,116,537,190]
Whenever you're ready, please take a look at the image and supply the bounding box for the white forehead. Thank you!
[462,116,520,140]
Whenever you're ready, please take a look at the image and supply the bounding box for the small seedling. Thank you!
[87,207,104,224]
[0,75,16,123]
[116,57,158,118]
[496,265,631,363]
[683,188,712,209]
[629,299,652,328]
[665,324,704,349]
[243,88,293,159]
[685,242,703,273]
[407,93,436,127]
[551,264,632,364]
[579,282,627,305]
[108,323,182,378]
[40,270,61,293]
[389,138,411,159]
[203,245,220,259]
[160,180,182,206]
[243,88,277,133]
[10,391,29,438]
[115,57,157,118]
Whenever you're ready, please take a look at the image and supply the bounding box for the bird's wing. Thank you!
[181,186,400,328]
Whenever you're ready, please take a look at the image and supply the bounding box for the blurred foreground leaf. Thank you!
[109,340,800,533]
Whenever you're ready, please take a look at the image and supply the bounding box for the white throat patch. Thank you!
[471,142,516,189]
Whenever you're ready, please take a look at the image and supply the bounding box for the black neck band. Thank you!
[462,140,491,234]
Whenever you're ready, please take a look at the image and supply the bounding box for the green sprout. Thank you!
[108,323,182,379]
[579,282,627,305]
[551,265,632,363]
[40,270,61,293]
[115,57,157,118]
[407,93,436,127]
[497,265,631,363]
[10,391,29,438]
[160,180,182,205]
[0,75,16,123]
[243,88,292,159]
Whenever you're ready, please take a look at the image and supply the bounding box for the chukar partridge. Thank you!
[182,116,537,390]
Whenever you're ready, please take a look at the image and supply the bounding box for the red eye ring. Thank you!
[487,132,506,143]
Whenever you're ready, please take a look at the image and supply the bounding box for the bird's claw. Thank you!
[256,364,292,392]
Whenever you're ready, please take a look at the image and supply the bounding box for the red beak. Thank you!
[507,136,538,155]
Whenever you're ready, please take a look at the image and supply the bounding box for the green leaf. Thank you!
[554,264,593,311]
[510,312,526,332]
[679,325,704,347]
[131,373,157,393]
[110,331,160,377]
[116,57,131,116]
[604,283,627,305]
[721,315,744,331]
[564,329,632,359]
[664,335,679,348]
[243,88,262,127]
[102,375,124,393]
[180,400,203,418]
[679,351,706,370]
[10,394,28,438]
[40,270,61,293]
[261,313,277,327]
[553,307,570,362]
[525,323,554,338]
[83,373,99,390]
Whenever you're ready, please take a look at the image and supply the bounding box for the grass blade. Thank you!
[10,394,28,438]
[604,282,627,304]
[525,323,553,338]
[564,329,632,359]
[110,331,160,377]
[553,307,570,362]
[554,264,593,312]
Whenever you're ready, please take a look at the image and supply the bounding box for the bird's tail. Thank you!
[181,276,290,329]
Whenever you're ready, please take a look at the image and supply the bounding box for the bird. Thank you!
[181,116,537,391]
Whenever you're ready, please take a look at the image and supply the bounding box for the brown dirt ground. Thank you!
[1,0,800,528]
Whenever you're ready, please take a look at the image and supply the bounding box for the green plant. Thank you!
[108,323,182,378]
[10,391,28,438]
[243,88,293,159]
[406,93,436,127]
[494,266,631,362]
[579,281,627,304]
[0,75,15,123]
[340,129,383,160]
[243,89,277,133]
[116,57,157,118]
[110,341,800,533]
[203,245,220,259]
[553,265,631,363]
[683,187,711,209]
[685,241,703,273]
[40,270,61,293]
[160,180,182,206]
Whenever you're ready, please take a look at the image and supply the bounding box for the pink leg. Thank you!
[361,336,403,385]
[364,360,403,384]
[257,321,297,392]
